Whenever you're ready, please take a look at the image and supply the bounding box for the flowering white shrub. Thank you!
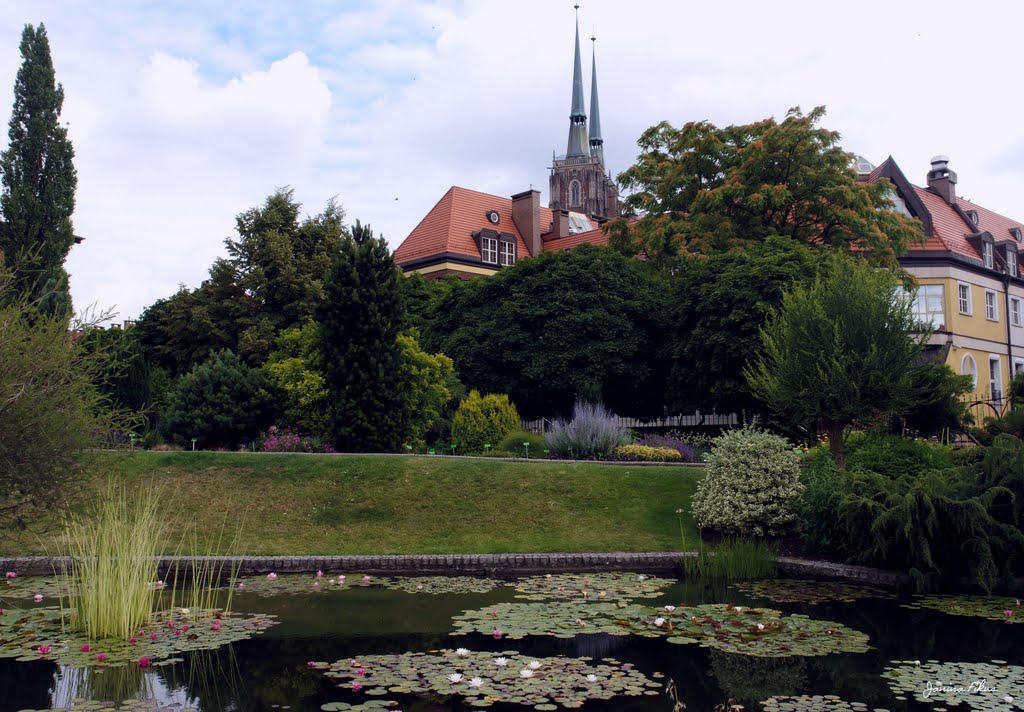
[691,425,803,537]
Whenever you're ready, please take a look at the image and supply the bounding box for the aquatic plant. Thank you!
[379,576,503,595]
[312,649,663,710]
[901,594,1023,623]
[681,535,778,581]
[512,572,672,601]
[233,573,378,596]
[761,695,872,711]
[882,659,1023,710]
[732,579,895,605]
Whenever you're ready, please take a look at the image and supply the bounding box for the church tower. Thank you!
[549,8,618,221]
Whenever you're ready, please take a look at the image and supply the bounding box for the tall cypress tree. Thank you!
[317,221,408,451]
[0,24,77,316]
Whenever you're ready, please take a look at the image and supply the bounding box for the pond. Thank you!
[1,572,1022,711]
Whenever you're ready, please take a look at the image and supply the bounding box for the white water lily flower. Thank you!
[494,657,508,667]
[519,669,535,678]
[455,648,470,657]
[586,674,598,682]
[734,606,743,613]
[1004,695,1013,703]
[664,605,676,612]
[756,623,765,631]
[653,617,666,627]
[528,660,542,670]
[637,574,647,581]
[448,673,463,683]
[468,677,484,688]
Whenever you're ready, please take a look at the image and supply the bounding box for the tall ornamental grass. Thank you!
[59,484,168,641]
[545,400,632,459]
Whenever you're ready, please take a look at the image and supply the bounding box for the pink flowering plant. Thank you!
[259,426,336,454]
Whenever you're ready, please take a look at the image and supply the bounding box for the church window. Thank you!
[569,180,582,207]
[499,240,516,266]
[481,236,498,264]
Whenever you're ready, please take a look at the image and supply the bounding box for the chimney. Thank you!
[927,155,957,204]
[511,189,542,256]
[555,210,571,238]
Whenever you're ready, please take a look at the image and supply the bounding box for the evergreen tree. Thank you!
[0,24,77,315]
[317,221,407,451]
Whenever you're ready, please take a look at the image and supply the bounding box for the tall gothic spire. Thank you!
[588,36,603,160]
[565,5,589,158]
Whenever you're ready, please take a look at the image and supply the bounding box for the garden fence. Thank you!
[520,410,739,434]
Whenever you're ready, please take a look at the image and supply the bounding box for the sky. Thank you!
[2,0,1024,324]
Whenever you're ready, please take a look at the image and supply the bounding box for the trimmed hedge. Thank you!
[614,444,682,462]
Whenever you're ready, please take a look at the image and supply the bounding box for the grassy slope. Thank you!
[4,452,702,556]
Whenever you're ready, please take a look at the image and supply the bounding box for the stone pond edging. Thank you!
[0,552,910,587]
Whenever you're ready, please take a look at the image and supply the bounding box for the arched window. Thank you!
[569,180,582,207]
[961,353,978,389]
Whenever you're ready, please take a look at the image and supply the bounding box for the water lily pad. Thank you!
[882,660,1024,710]
[312,649,661,710]
[732,579,896,605]
[0,605,277,668]
[761,695,872,711]
[901,595,1024,623]
[1,574,75,601]
[512,573,672,602]
[378,576,504,595]
[451,601,651,639]
[18,702,199,712]
[234,574,377,596]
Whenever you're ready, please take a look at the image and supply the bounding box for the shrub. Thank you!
[614,444,682,462]
[496,430,547,458]
[843,433,955,479]
[259,426,336,454]
[450,390,520,454]
[545,400,632,459]
[793,448,846,553]
[636,433,696,461]
[691,425,803,537]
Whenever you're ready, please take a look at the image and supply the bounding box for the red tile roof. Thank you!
[543,225,608,251]
[393,186,555,265]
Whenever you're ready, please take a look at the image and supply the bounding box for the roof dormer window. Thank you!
[1012,227,1022,242]
[982,240,994,269]
[967,210,979,226]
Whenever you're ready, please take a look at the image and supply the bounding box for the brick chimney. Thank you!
[511,189,541,256]
[927,155,957,204]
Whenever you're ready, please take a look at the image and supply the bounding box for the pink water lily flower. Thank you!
[33,594,43,602]
[493,628,503,639]
[80,644,91,652]
[361,575,371,583]
[150,632,159,640]
[352,682,363,692]
[316,570,323,577]
[96,653,107,662]
[138,657,151,668]
[37,645,51,654]
[211,621,222,631]
[128,637,137,643]
[5,571,16,579]
[267,572,278,580]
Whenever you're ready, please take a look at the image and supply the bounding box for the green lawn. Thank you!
[3,452,702,557]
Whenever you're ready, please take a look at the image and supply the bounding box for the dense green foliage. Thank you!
[160,349,274,449]
[317,221,407,452]
[746,255,923,468]
[451,390,520,454]
[496,430,547,458]
[901,361,975,437]
[78,326,152,412]
[607,106,922,270]
[261,322,328,435]
[0,24,77,316]
[544,400,632,459]
[691,425,803,537]
[136,190,343,376]
[796,434,1024,592]
[613,444,682,462]
[421,245,669,419]
[396,331,456,447]
[667,237,821,415]
[0,274,119,526]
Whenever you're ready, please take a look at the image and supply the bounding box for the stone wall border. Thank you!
[0,552,910,587]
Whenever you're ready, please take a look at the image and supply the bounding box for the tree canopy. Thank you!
[745,254,925,468]
[0,23,77,316]
[607,107,922,270]
[421,244,669,419]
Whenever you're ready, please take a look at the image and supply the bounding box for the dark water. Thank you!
[2,579,1023,711]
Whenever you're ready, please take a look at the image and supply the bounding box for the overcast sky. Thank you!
[2,0,1023,323]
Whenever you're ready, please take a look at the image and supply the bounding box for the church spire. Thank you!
[588,35,603,161]
[565,4,589,158]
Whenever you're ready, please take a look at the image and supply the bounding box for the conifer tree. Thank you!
[317,221,408,451]
[0,24,77,316]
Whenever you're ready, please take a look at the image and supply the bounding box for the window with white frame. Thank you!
[961,353,978,388]
[989,356,1003,403]
[1015,359,1024,377]
[481,235,498,264]
[958,283,972,314]
[499,240,515,266]
[982,240,994,269]
[910,284,945,328]
[985,290,998,320]
[1008,249,1019,277]
[1012,297,1022,327]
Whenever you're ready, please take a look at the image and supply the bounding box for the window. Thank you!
[1012,297,1023,327]
[1008,249,1019,277]
[1015,359,1024,377]
[961,354,978,388]
[985,290,998,321]
[958,283,972,314]
[989,356,1003,403]
[911,284,945,328]
[481,235,498,264]
[569,180,582,207]
[890,192,912,217]
[967,209,979,225]
[499,240,515,267]
[1013,228,1023,242]
[982,240,994,269]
